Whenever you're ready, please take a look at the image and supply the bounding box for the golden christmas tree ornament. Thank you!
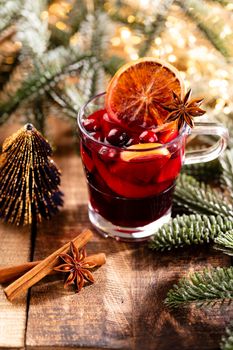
[0,123,63,225]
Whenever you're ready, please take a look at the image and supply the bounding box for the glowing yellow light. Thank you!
[120,27,131,41]
[220,25,232,38]
[131,36,141,44]
[130,53,139,60]
[223,106,231,114]
[49,4,66,18]
[41,11,48,20]
[155,37,162,45]
[70,33,79,46]
[188,35,196,44]
[165,44,173,53]
[55,21,67,31]
[152,49,160,56]
[176,37,185,48]
[111,37,121,46]
[226,4,233,10]
[128,15,135,23]
[168,54,176,63]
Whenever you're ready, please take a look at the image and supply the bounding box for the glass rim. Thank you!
[77,92,189,151]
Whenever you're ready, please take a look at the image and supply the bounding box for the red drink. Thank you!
[78,95,186,241]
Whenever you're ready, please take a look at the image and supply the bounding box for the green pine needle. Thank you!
[174,174,233,218]
[149,214,233,251]
[182,159,221,182]
[214,230,233,256]
[165,267,233,308]
[180,0,233,58]
[0,50,90,123]
[220,149,233,199]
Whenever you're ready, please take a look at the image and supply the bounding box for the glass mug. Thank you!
[78,93,228,241]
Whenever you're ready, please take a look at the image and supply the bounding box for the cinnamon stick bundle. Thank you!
[4,229,94,301]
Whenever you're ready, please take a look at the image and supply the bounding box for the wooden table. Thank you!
[0,126,232,349]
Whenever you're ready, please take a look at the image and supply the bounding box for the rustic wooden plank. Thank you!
[26,153,232,350]
[0,223,31,348]
[0,126,32,348]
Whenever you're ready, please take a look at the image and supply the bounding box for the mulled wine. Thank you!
[80,106,184,239]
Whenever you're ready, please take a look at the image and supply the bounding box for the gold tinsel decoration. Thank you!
[0,123,63,225]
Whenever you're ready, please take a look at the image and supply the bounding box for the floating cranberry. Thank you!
[99,146,118,161]
[139,130,158,143]
[106,128,129,147]
[83,118,101,132]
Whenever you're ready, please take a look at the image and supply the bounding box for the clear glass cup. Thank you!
[78,93,229,242]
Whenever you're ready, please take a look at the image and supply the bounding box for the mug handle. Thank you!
[184,122,229,165]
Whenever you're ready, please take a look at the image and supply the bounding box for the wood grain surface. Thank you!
[0,223,30,348]
[25,154,232,350]
[0,123,232,349]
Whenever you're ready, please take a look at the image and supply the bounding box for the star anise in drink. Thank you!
[163,89,206,130]
[54,242,95,292]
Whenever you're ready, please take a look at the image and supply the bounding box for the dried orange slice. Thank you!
[121,143,170,162]
[106,57,184,129]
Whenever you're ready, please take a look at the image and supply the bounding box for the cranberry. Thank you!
[139,130,158,143]
[83,118,101,132]
[106,128,129,147]
[99,146,118,161]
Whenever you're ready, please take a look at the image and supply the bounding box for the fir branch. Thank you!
[182,159,221,182]
[221,322,233,350]
[214,230,233,256]
[0,49,91,123]
[16,0,50,58]
[138,0,174,57]
[103,55,126,76]
[179,0,233,58]
[220,149,233,199]
[149,214,233,251]
[165,267,233,308]
[77,11,114,60]
[174,174,233,217]
[0,0,22,31]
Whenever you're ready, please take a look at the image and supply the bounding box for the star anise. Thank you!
[163,89,206,130]
[54,242,96,292]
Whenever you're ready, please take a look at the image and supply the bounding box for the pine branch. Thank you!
[0,0,22,31]
[0,49,91,124]
[138,0,174,57]
[220,149,233,199]
[77,11,113,60]
[221,322,233,350]
[179,0,233,58]
[165,267,233,308]
[16,0,50,58]
[174,174,233,218]
[149,214,233,251]
[49,57,105,120]
[103,55,126,76]
[214,230,233,256]
[182,159,221,182]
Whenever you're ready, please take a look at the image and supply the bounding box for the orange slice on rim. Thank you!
[106,57,184,129]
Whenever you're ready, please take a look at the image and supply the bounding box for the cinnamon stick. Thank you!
[4,229,93,301]
[0,261,39,284]
[0,253,106,284]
